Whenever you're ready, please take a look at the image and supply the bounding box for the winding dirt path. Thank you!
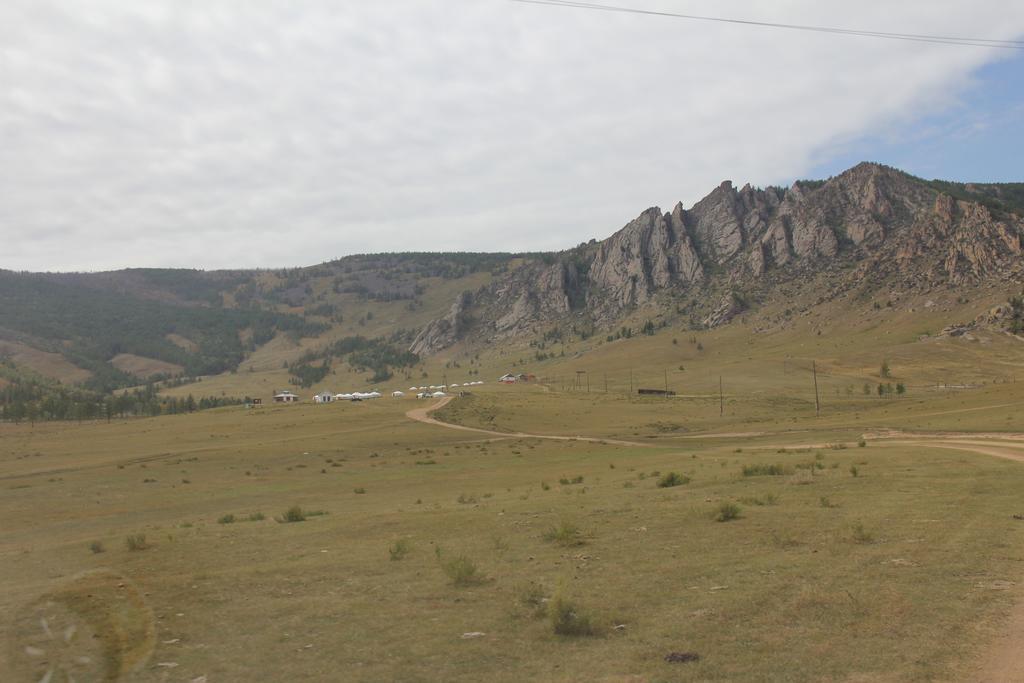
[405,396,659,448]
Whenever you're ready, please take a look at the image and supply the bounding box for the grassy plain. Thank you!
[3,375,1024,681]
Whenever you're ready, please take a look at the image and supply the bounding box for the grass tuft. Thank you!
[851,522,874,544]
[277,505,306,523]
[656,471,690,488]
[125,534,148,551]
[742,463,789,477]
[441,554,485,586]
[740,493,779,506]
[542,520,585,546]
[389,539,411,561]
[515,581,549,619]
[548,592,598,636]
[715,502,741,522]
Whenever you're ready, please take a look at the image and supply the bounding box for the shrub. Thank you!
[278,505,306,523]
[742,463,788,477]
[543,520,585,546]
[819,496,837,508]
[89,540,105,554]
[548,593,597,636]
[218,513,236,524]
[715,502,741,522]
[541,481,550,491]
[657,472,690,488]
[850,465,859,477]
[125,534,148,551]
[456,493,477,504]
[249,511,265,521]
[354,487,367,494]
[857,439,867,448]
[441,554,484,586]
[389,539,411,561]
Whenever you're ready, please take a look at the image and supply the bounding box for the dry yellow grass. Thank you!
[2,382,1023,681]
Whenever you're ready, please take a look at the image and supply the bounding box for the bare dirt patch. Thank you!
[0,340,91,384]
[110,353,183,379]
[165,333,198,352]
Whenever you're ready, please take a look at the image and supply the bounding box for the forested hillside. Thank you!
[0,270,325,391]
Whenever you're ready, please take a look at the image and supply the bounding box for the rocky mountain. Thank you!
[2,162,1021,391]
[412,162,1024,354]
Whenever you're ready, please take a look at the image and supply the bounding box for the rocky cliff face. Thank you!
[412,162,1024,354]
[409,291,473,356]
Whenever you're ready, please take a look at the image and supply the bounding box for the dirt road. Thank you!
[405,396,659,448]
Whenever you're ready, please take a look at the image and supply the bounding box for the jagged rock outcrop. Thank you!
[492,262,573,334]
[412,162,1024,354]
[588,206,703,312]
[410,291,472,356]
[896,194,1022,285]
[702,294,746,328]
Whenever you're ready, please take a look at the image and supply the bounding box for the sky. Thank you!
[1,1,1023,272]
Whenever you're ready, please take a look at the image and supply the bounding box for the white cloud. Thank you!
[1,0,1022,271]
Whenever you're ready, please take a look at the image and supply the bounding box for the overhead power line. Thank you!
[509,0,1024,49]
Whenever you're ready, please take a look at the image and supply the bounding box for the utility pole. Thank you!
[664,369,668,395]
[604,373,608,393]
[629,369,633,398]
[586,373,590,393]
[812,361,820,417]
[719,375,724,417]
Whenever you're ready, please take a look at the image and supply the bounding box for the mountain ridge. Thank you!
[1,162,1022,391]
[410,162,1024,354]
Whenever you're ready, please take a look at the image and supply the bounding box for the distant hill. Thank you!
[1,162,1021,399]
[0,254,513,392]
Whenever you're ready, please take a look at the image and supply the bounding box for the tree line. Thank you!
[0,373,245,424]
